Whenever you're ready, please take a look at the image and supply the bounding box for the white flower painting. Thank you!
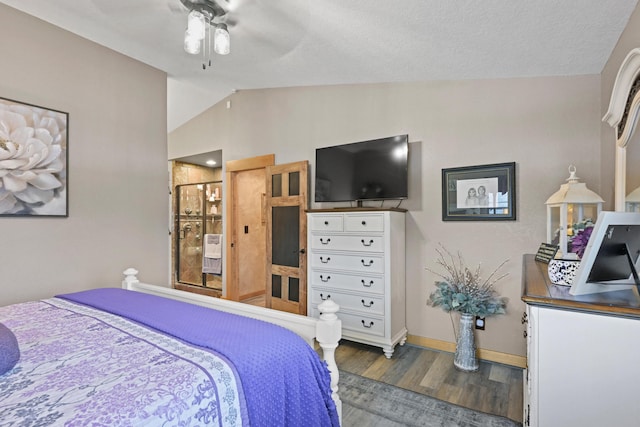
[0,97,68,216]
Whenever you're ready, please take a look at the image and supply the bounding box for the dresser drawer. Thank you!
[310,289,384,316]
[340,311,385,337]
[344,214,384,232]
[312,307,384,337]
[310,234,384,252]
[310,215,343,231]
[310,252,384,274]
[309,270,385,295]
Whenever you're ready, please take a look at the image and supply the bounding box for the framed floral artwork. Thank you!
[442,162,516,221]
[0,96,68,217]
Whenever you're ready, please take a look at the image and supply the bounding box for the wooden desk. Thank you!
[521,254,640,427]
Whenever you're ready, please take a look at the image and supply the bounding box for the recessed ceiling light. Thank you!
[206,159,216,165]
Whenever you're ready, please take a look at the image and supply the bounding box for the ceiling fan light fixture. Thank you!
[214,24,230,55]
[184,30,201,54]
[181,2,231,64]
[187,10,206,40]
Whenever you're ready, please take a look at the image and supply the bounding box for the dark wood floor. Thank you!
[333,340,523,424]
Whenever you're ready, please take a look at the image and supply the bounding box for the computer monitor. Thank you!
[570,211,640,296]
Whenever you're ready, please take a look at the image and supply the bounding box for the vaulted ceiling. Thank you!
[1,0,637,131]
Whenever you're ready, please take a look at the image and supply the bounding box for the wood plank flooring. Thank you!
[175,286,523,422]
[333,340,523,424]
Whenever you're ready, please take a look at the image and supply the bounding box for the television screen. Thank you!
[314,135,408,202]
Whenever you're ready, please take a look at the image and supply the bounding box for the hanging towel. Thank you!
[204,234,222,258]
[203,234,222,275]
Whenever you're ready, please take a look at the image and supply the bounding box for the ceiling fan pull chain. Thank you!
[202,28,206,69]
[208,14,212,67]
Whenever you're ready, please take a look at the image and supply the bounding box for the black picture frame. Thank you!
[442,162,516,221]
[0,96,69,217]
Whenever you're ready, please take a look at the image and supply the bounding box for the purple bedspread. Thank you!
[58,288,339,427]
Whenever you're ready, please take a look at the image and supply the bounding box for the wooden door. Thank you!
[265,161,309,315]
[226,155,275,301]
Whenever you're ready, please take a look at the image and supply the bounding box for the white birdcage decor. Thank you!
[545,165,604,259]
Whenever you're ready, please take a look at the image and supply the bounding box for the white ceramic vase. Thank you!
[547,259,581,286]
[454,313,479,372]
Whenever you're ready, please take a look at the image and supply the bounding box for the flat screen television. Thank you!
[570,211,640,295]
[314,135,409,203]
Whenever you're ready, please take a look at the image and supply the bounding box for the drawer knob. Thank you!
[361,299,374,308]
[320,238,331,245]
[361,279,373,287]
[361,320,374,328]
[320,293,331,301]
[361,239,374,247]
[320,256,331,264]
[324,220,329,225]
[361,220,366,226]
[320,275,331,282]
[361,259,374,267]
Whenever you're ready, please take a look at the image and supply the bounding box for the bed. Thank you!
[0,268,342,426]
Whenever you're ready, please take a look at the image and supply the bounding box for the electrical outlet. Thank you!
[475,316,485,330]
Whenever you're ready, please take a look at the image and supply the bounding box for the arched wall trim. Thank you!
[603,48,640,211]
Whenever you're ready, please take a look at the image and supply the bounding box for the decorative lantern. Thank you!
[626,186,640,212]
[545,165,604,259]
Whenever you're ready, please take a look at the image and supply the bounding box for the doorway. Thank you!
[170,150,223,298]
[226,155,309,315]
[225,155,274,302]
[175,181,223,289]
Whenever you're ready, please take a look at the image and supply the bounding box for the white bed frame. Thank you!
[121,268,343,423]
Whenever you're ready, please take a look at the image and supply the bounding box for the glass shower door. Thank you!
[176,181,223,289]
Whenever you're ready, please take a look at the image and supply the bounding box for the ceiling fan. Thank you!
[174,0,311,67]
[178,0,232,68]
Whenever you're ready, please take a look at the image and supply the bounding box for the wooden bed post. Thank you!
[316,299,342,424]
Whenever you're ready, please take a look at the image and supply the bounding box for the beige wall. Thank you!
[0,5,169,305]
[2,0,630,360]
[169,76,603,358]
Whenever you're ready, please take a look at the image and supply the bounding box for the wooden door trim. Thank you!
[226,154,275,172]
[225,154,275,301]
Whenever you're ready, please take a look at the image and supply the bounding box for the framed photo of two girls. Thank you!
[442,162,516,221]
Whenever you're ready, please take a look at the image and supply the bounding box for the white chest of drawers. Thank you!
[307,209,407,358]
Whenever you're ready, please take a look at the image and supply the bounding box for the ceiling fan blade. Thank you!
[168,1,188,14]
[90,0,164,16]
[223,0,311,62]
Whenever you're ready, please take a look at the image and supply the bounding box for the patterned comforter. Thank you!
[0,288,339,426]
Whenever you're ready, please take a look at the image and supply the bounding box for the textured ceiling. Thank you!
[1,0,638,131]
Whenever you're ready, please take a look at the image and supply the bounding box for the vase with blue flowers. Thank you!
[426,246,508,372]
